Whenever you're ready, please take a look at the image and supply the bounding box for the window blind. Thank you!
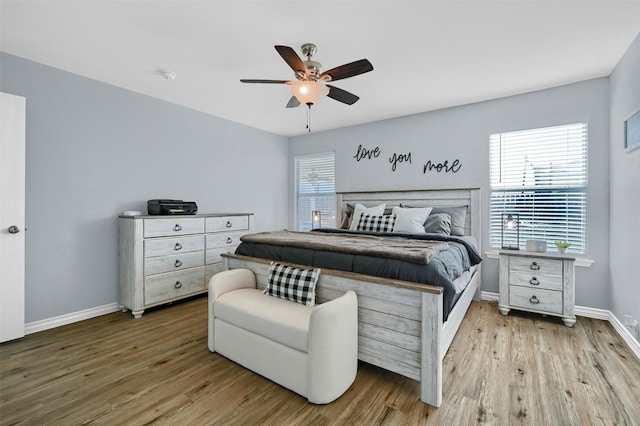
[489,123,588,254]
[295,152,336,231]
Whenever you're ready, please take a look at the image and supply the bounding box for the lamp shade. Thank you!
[291,81,329,105]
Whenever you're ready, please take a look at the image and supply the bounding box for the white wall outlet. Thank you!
[624,315,633,327]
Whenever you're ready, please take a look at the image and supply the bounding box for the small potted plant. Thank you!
[555,241,571,255]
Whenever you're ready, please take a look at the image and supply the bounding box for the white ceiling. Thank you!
[1,1,639,137]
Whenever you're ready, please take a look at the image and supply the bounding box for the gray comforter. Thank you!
[234,228,483,321]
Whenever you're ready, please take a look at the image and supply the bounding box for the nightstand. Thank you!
[498,250,576,327]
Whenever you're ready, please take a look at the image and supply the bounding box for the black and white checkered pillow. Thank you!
[264,262,321,307]
[357,214,397,232]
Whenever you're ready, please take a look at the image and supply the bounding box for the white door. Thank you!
[0,92,26,343]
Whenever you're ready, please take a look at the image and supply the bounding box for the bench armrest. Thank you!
[209,268,256,301]
[208,268,256,352]
[307,290,358,404]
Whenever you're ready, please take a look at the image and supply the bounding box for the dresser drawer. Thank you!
[206,231,244,249]
[509,285,562,315]
[144,267,205,305]
[509,256,562,276]
[206,246,238,265]
[144,235,205,258]
[144,218,204,238]
[206,216,249,233]
[206,263,226,284]
[509,270,563,291]
[144,251,204,276]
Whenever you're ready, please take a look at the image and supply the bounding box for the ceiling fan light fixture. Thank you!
[291,80,329,105]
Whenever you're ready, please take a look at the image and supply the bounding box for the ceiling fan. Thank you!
[240,43,374,109]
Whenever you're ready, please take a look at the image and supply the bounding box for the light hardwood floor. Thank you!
[1,297,639,425]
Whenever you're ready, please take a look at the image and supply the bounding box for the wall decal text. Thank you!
[389,152,412,172]
[423,159,462,173]
[353,144,382,162]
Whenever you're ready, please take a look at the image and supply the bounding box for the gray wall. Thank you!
[289,78,611,310]
[1,47,632,324]
[609,34,640,333]
[0,53,289,323]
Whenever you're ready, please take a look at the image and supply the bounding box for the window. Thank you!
[295,152,335,231]
[489,123,588,254]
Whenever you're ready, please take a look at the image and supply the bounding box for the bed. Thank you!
[221,188,482,407]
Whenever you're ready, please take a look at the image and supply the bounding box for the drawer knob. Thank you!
[529,277,540,286]
[175,281,183,289]
[174,243,182,251]
[529,295,540,304]
[226,237,233,244]
[226,221,232,228]
[173,224,182,232]
[530,261,540,271]
[175,260,182,268]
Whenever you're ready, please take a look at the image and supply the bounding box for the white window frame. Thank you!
[489,123,588,254]
[294,151,336,231]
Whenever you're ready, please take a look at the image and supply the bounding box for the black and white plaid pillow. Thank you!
[264,262,321,307]
[357,214,397,232]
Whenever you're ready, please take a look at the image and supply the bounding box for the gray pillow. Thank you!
[423,212,452,235]
[430,206,467,236]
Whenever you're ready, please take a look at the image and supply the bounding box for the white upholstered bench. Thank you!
[208,268,358,404]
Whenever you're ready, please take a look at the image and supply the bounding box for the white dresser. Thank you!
[498,250,576,327]
[119,213,253,318]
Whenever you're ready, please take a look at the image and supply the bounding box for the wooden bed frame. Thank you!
[222,188,481,407]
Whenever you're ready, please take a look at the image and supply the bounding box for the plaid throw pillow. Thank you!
[264,262,321,307]
[357,214,397,232]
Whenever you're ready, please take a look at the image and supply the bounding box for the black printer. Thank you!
[147,199,198,215]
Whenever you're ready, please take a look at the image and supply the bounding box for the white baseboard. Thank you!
[479,291,640,359]
[25,303,121,335]
[480,290,499,302]
[608,312,640,360]
[574,305,610,320]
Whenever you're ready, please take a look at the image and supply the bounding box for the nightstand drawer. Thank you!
[509,286,562,315]
[509,270,562,291]
[509,256,562,276]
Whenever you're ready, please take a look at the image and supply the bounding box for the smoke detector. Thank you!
[159,69,176,80]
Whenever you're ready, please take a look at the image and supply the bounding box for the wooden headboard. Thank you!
[336,188,481,248]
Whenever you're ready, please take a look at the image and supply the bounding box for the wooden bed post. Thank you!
[421,291,443,407]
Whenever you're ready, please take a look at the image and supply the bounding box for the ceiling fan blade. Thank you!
[286,96,301,108]
[320,59,373,82]
[240,79,290,84]
[274,45,307,77]
[327,85,359,105]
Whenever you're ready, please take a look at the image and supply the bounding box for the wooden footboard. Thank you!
[221,253,480,407]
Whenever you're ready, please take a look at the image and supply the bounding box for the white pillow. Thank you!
[391,206,432,234]
[349,203,386,231]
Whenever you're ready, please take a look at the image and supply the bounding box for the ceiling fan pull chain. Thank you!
[307,103,312,132]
